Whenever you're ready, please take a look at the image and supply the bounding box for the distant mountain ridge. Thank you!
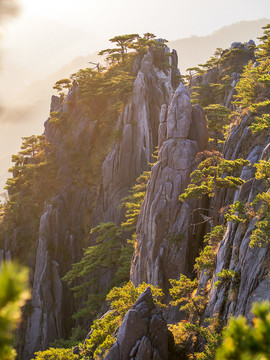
[168,18,270,72]
[0,18,269,194]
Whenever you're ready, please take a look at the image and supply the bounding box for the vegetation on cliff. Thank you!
[179,150,250,225]
[1,23,270,360]
[33,282,164,360]
[0,262,29,360]
[63,164,154,320]
[167,23,270,360]
[0,135,58,263]
[217,301,270,360]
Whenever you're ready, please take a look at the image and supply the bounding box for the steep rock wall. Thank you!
[131,84,209,289]
[21,47,179,358]
[94,49,178,224]
[204,114,270,321]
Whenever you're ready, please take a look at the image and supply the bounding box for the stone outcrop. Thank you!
[191,41,255,109]
[5,35,269,360]
[131,83,209,289]
[105,287,172,360]
[20,46,179,359]
[0,249,11,264]
[203,114,270,321]
[22,189,92,358]
[99,49,178,224]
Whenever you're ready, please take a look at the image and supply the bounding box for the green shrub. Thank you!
[216,301,270,360]
[194,245,216,273]
[0,262,30,360]
[225,201,250,223]
[33,348,78,360]
[81,281,164,359]
[204,225,226,246]
[214,269,236,288]
[250,160,270,248]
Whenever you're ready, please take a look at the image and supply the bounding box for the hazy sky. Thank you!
[5,0,270,43]
[2,0,269,80]
[0,0,270,194]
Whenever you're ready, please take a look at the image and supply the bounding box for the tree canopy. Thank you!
[179,151,250,225]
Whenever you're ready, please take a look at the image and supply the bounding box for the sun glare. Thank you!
[22,0,56,17]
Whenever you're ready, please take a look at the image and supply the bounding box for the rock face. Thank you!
[99,50,177,224]
[5,37,268,359]
[204,114,270,321]
[105,287,171,360]
[191,41,255,109]
[20,47,179,358]
[131,84,209,289]
[22,189,93,359]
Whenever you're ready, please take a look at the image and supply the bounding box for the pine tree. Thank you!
[250,160,270,248]
[203,104,231,149]
[179,151,250,225]
[98,34,139,64]
[216,301,270,360]
[256,24,270,60]
[1,135,57,261]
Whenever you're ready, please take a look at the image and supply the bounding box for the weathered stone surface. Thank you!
[0,249,11,264]
[131,84,209,289]
[22,186,93,358]
[153,349,162,360]
[20,46,179,359]
[130,340,141,358]
[0,250,4,264]
[203,112,270,321]
[117,309,149,358]
[189,104,209,151]
[23,205,63,358]
[149,313,164,336]
[135,336,152,360]
[100,49,177,225]
[105,342,120,360]
[133,286,155,311]
[158,104,168,148]
[246,39,256,48]
[167,84,192,139]
[105,287,169,360]
[50,95,62,113]
[231,41,243,49]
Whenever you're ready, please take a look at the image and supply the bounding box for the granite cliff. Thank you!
[8,42,181,359]
[0,32,269,360]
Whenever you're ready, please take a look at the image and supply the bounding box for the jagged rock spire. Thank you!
[131,83,208,289]
[105,287,172,360]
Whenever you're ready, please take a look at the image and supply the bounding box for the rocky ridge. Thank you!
[0,36,269,359]
[19,46,180,359]
[205,114,270,320]
[131,84,209,289]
